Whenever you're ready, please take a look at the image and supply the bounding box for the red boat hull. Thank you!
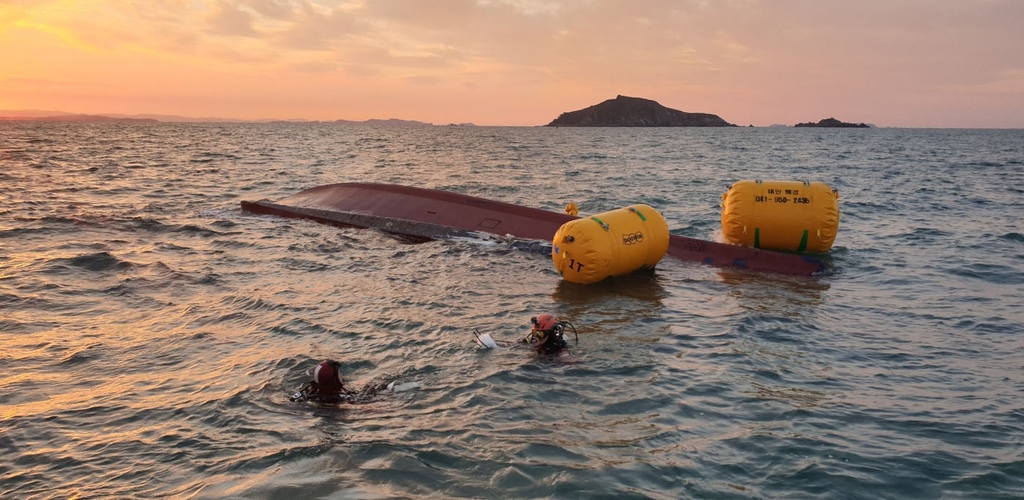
[241,183,825,276]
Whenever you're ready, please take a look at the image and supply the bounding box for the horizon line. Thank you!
[4,109,1024,129]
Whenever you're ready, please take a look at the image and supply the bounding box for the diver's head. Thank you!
[312,360,344,391]
[529,313,569,352]
[531,314,558,334]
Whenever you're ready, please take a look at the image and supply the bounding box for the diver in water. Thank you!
[290,359,420,404]
[290,359,355,403]
[522,314,577,354]
[474,314,578,353]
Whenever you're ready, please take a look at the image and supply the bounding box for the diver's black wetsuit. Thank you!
[534,331,569,354]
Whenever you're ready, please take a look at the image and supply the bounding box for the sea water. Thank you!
[1,123,1022,499]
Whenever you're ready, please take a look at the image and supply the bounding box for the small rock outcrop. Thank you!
[546,95,736,127]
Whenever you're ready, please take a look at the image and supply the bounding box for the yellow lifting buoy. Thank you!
[552,204,670,284]
[721,180,840,253]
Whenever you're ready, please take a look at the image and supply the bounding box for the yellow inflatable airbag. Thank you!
[721,180,839,253]
[552,204,670,284]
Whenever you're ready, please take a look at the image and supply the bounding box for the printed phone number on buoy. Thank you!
[754,195,812,204]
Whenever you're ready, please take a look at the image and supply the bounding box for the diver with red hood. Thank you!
[473,313,577,354]
[523,314,576,354]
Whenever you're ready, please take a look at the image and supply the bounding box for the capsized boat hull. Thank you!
[240,182,825,276]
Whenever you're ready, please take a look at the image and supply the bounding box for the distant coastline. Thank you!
[1,104,879,128]
[0,114,158,123]
[0,111,439,126]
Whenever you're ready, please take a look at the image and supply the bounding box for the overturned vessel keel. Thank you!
[240,183,825,276]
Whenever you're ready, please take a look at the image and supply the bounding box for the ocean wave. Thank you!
[948,263,1023,285]
[66,252,134,272]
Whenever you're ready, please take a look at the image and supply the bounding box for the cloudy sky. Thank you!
[2,0,1022,126]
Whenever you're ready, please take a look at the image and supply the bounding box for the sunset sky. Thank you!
[2,0,1022,127]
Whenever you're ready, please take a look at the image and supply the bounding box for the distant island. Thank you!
[332,118,433,126]
[794,117,870,128]
[546,95,736,127]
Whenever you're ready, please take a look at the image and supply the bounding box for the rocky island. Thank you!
[546,95,736,127]
[794,117,870,128]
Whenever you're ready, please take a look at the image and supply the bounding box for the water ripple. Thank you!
[1,124,1023,499]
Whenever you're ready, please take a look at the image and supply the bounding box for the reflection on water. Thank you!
[710,268,839,410]
[716,267,830,315]
[551,270,670,341]
[749,380,831,408]
[552,270,667,310]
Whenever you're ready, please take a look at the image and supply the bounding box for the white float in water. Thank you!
[473,330,500,349]
[387,381,421,393]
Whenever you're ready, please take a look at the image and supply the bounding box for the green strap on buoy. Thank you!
[797,230,809,252]
[591,217,609,231]
[754,228,809,251]
[628,207,647,221]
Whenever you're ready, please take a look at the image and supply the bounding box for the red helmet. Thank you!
[312,360,343,389]
[531,314,558,332]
